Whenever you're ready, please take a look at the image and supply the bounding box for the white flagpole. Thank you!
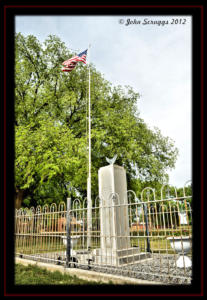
[87,44,92,249]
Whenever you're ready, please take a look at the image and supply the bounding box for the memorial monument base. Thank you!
[92,248,151,266]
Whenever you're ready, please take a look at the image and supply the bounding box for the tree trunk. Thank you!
[15,189,24,209]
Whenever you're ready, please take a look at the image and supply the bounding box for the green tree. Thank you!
[15,33,178,207]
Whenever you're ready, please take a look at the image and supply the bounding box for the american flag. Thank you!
[62,49,87,72]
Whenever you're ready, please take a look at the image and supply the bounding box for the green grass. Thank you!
[15,263,112,285]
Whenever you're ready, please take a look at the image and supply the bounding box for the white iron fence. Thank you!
[15,184,192,284]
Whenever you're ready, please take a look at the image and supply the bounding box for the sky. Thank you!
[15,15,192,188]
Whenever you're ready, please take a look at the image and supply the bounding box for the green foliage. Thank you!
[15,33,178,206]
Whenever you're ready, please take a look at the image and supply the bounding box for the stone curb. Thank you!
[15,257,161,285]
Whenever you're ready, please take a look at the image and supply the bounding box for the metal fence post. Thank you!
[143,203,151,253]
[66,197,71,268]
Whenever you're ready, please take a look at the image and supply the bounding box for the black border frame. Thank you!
[1,2,205,297]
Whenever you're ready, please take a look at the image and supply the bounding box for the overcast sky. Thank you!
[15,15,192,188]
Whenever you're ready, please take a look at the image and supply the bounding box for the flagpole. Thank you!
[87,44,92,249]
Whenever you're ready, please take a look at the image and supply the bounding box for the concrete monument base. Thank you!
[92,248,151,266]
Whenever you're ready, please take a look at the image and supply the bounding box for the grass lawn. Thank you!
[15,263,111,285]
